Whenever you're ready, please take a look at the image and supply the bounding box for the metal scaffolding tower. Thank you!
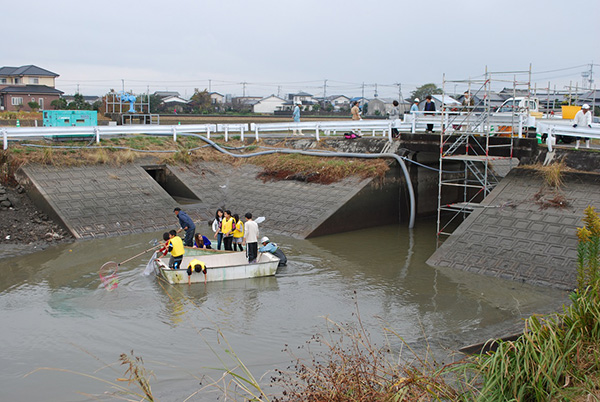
[436,67,532,239]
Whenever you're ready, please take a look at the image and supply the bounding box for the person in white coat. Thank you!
[573,104,593,149]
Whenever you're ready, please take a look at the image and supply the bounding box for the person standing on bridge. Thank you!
[388,100,400,138]
[292,101,303,136]
[174,207,196,247]
[424,95,436,133]
[573,104,592,149]
[410,98,420,114]
[351,100,362,136]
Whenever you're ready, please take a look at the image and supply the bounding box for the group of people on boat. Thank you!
[210,208,245,252]
[159,207,288,283]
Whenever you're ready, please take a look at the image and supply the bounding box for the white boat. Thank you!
[154,251,280,284]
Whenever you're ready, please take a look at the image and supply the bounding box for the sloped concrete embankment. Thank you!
[15,141,412,240]
[427,168,600,290]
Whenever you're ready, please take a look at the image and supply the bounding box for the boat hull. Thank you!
[155,251,279,284]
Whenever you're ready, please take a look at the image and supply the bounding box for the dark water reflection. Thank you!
[0,221,569,401]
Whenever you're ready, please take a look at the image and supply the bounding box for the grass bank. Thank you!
[0,136,390,186]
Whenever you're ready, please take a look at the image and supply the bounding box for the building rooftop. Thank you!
[0,65,59,77]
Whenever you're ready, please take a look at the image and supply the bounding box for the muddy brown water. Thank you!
[0,221,569,401]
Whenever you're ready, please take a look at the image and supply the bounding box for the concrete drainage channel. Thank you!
[143,165,201,205]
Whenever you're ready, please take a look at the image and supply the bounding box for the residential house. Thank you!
[367,97,411,116]
[576,89,600,108]
[455,91,505,111]
[0,65,62,111]
[209,92,224,105]
[417,94,461,111]
[162,95,190,113]
[153,91,180,99]
[253,95,287,114]
[324,95,351,111]
[284,91,316,111]
[232,96,262,110]
[62,94,102,105]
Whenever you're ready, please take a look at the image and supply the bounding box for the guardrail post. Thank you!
[411,116,416,133]
[224,126,229,142]
[94,127,100,144]
[388,122,392,141]
[2,128,7,150]
[255,126,260,142]
[547,127,554,152]
[518,114,523,138]
[207,127,211,139]
[172,126,177,142]
[315,124,320,141]
[241,126,245,142]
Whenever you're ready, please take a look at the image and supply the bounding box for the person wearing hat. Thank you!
[410,98,420,114]
[173,207,196,247]
[292,101,303,136]
[573,104,593,149]
[258,236,287,267]
[424,95,436,133]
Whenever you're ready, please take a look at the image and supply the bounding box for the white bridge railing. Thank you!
[1,111,539,149]
[536,122,600,152]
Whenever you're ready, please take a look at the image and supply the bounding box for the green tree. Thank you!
[67,93,92,110]
[92,100,103,112]
[410,83,442,102]
[189,88,214,114]
[51,98,68,110]
[27,101,40,112]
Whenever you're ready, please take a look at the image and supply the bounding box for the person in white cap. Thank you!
[292,101,303,136]
[410,98,420,114]
[258,236,287,267]
[573,104,593,149]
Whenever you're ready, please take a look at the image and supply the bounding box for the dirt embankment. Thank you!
[0,184,73,259]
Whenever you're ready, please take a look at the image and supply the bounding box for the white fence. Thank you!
[1,111,537,149]
[536,121,600,152]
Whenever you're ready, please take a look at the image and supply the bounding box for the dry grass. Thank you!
[253,154,390,184]
[1,137,390,186]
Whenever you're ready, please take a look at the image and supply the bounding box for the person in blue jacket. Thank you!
[174,207,196,247]
[259,236,287,267]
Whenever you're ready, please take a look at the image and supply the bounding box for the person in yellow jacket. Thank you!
[186,258,207,285]
[160,230,185,270]
[232,213,244,252]
[221,210,235,251]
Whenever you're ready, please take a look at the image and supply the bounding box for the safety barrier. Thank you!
[1,111,535,149]
[536,122,600,152]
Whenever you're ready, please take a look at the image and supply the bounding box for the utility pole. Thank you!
[277,85,281,97]
[395,83,405,114]
[361,82,365,104]
[209,79,212,93]
[374,83,378,98]
[323,79,327,98]
[76,83,80,94]
[121,79,125,93]
[242,82,247,97]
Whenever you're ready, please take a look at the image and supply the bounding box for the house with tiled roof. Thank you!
[0,65,62,111]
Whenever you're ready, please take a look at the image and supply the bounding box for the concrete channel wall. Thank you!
[14,139,414,240]
[427,167,600,291]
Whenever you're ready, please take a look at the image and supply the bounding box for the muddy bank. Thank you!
[0,185,73,260]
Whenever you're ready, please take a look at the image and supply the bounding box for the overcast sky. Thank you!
[4,0,599,99]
